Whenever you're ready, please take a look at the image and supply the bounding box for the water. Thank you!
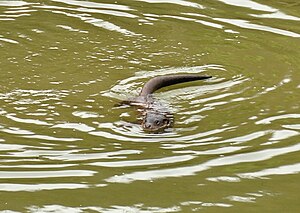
[0,0,300,212]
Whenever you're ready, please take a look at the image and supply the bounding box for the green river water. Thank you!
[0,0,300,212]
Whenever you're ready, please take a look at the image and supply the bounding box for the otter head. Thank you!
[141,110,173,132]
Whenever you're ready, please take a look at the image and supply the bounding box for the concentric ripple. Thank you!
[0,0,300,212]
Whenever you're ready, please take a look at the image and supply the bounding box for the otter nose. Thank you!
[144,123,152,129]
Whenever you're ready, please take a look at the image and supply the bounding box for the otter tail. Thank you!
[139,74,212,96]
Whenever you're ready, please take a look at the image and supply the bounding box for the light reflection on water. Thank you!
[0,0,300,212]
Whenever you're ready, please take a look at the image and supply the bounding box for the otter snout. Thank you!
[141,111,172,132]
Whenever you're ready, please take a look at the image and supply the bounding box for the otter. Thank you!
[125,74,212,132]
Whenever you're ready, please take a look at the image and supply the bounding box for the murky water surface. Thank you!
[0,0,300,212]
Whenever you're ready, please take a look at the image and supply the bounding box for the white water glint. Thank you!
[106,142,300,183]
[0,1,31,7]
[251,11,300,21]
[239,163,300,179]
[0,170,96,179]
[215,18,300,38]
[0,183,89,192]
[217,0,276,12]
[51,0,132,11]
[134,0,204,9]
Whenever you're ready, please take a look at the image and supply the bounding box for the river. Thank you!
[0,0,300,212]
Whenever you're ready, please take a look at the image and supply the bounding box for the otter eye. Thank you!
[155,120,160,125]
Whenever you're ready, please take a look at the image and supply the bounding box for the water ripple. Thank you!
[251,11,300,21]
[0,170,96,179]
[22,134,82,142]
[256,113,300,124]
[1,0,300,210]
[239,162,300,179]
[5,114,51,126]
[215,18,300,37]
[46,150,142,161]
[134,0,204,9]
[0,183,88,192]
[0,37,19,44]
[217,0,277,12]
[51,0,133,11]
[0,1,31,7]
[106,142,300,183]
[89,155,194,167]
[50,9,138,36]
[162,15,223,29]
